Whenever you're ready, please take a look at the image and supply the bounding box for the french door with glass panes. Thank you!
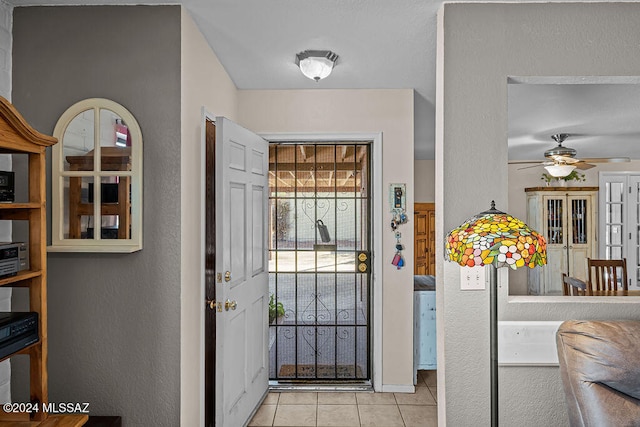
[268,142,371,383]
[599,173,640,289]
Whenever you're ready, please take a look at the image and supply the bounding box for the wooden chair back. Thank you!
[562,273,589,296]
[587,258,628,292]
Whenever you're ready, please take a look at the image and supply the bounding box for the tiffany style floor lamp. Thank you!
[445,201,547,426]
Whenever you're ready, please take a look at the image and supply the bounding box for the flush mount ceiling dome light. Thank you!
[295,50,339,82]
[544,163,576,177]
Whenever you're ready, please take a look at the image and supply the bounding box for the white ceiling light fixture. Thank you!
[544,163,576,178]
[295,50,339,82]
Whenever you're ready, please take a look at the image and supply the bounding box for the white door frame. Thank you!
[260,132,383,391]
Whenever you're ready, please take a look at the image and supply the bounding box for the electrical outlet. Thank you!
[460,266,485,290]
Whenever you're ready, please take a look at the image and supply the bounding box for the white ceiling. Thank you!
[509,79,640,161]
[7,1,640,161]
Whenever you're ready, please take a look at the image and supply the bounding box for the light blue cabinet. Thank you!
[414,290,437,383]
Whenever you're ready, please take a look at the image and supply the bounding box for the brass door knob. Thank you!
[225,299,237,311]
[206,299,216,310]
[224,271,232,282]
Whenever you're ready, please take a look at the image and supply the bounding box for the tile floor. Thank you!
[249,370,437,427]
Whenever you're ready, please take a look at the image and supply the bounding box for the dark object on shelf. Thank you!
[17,241,29,271]
[86,227,120,240]
[0,242,20,279]
[0,170,15,203]
[84,416,122,427]
[88,182,119,204]
[0,312,39,360]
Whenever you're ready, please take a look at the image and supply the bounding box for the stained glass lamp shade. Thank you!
[445,201,547,269]
[444,201,546,427]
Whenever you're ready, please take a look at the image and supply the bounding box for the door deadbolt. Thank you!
[206,299,222,312]
[224,271,231,282]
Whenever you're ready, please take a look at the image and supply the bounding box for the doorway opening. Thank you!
[268,142,372,385]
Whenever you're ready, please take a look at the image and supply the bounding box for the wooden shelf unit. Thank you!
[65,147,131,240]
[0,96,84,426]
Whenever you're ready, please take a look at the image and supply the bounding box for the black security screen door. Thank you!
[268,143,371,382]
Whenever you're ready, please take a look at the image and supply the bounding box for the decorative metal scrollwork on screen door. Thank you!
[268,143,371,381]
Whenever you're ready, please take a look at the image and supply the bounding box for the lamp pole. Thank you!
[445,201,546,427]
[489,264,498,427]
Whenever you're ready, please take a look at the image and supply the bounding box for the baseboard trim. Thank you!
[381,384,415,393]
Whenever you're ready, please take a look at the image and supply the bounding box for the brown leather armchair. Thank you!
[556,320,640,426]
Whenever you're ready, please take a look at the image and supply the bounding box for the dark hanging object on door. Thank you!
[316,220,331,243]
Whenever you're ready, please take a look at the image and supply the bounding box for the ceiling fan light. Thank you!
[295,50,338,82]
[545,164,576,178]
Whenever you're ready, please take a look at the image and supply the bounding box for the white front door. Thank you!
[215,117,269,427]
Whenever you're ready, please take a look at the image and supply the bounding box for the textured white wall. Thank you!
[238,88,415,389]
[438,3,640,426]
[415,160,435,203]
[180,8,239,426]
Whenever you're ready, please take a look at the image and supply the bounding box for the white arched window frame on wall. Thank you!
[48,98,143,253]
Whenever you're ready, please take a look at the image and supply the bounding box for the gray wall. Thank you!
[12,6,181,425]
[0,0,12,405]
[0,0,10,98]
[437,3,640,426]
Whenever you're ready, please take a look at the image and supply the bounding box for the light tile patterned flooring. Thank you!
[249,370,437,427]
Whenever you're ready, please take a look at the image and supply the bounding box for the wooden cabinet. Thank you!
[414,203,435,275]
[526,187,598,295]
[0,96,87,426]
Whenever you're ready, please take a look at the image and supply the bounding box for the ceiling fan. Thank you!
[511,133,631,177]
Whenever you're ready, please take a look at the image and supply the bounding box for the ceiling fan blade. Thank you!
[516,163,546,171]
[579,157,631,163]
[531,133,632,169]
[509,160,545,165]
[549,155,581,164]
[575,162,596,170]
